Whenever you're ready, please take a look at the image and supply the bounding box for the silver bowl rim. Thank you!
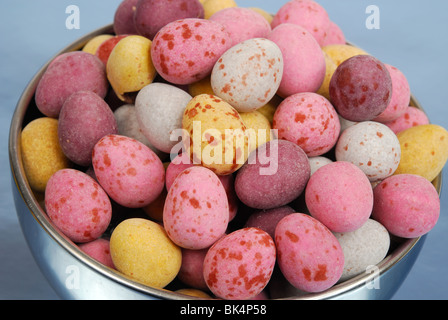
[8,23,443,300]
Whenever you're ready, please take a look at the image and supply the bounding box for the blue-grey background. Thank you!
[1,0,447,300]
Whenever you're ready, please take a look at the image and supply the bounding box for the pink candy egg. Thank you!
[275,213,344,293]
[78,238,115,269]
[177,247,209,290]
[385,106,429,134]
[268,23,326,97]
[45,169,112,243]
[273,92,340,156]
[151,18,232,85]
[305,161,373,233]
[372,174,440,238]
[92,134,165,208]
[163,166,229,249]
[203,228,276,300]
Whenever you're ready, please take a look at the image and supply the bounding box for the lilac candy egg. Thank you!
[163,166,229,249]
[244,205,296,239]
[203,227,276,300]
[275,213,344,293]
[45,169,112,243]
[92,134,165,208]
[151,18,232,85]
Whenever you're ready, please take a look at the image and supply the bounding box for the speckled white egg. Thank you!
[333,219,390,282]
[308,156,333,176]
[335,121,401,182]
[211,38,283,113]
[135,83,192,153]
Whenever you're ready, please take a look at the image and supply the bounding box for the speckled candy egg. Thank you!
[177,247,209,290]
[268,23,326,98]
[305,161,373,233]
[235,139,310,210]
[110,218,182,288]
[209,7,271,46]
[151,18,232,85]
[385,106,429,135]
[78,238,115,269]
[135,82,193,153]
[322,44,368,67]
[113,0,139,35]
[275,213,344,293]
[107,35,157,102]
[273,92,340,157]
[45,169,112,243]
[336,121,401,182]
[394,124,448,182]
[308,156,333,175]
[203,228,276,300]
[244,205,296,239]
[321,21,346,46]
[211,38,283,112]
[334,219,390,282]
[202,0,237,19]
[182,94,249,175]
[372,174,440,238]
[163,166,229,249]
[271,0,331,46]
[92,134,165,208]
[239,110,273,152]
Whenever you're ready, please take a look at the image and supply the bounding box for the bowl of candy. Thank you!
[9,0,447,300]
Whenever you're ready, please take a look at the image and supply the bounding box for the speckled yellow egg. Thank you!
[182,94,249,175]
[188,75,214,97]
[257,95,283,125]
[249,7,273,24]
[239,110,273,152]
[82,34,114,55]
[106,35,156,102]
[203,0,237,19]
[394,124,448,182]
[322,44,368,66]
[20,117,71,192]
[316,51,337,100]
[110,218,181,288]
[176,288,212,298]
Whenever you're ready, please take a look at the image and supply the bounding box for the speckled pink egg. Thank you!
[151,18,232,85]
[373,64,411,123]
[78,238,115,269]
[268,23,326,98]
[372,174,440,238]
[163,166,229,249]
[275,213,344,293]
[45,169,112,243]
[244,205,295,239]
[305,161,373,233]
[203,227,276,300]
[177,247,209,290]
[165,154,195,191]
[385,106,429,134]
[271,0,331,46]
[321,21,346,46]
[235,139,311,210]
[209,7,271,46]
[273,92,340,156]
[92,134,165,208]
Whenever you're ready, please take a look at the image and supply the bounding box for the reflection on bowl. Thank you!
[9,24,442,300]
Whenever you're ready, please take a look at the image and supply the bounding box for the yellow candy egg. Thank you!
[317,51,338,100]
[106,35,157,102]
[82,34,114,55]
[322,44,369,66]
[110,218,182,288]
[182,94,249,175]
[239,110,274,152]
[176,288,212,299]
[203,0,237,19]
[394,124,448,182]
[188,75,214,97]
[20,117,71,192]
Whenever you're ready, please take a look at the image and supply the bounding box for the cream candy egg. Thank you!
[163,166,229,249]
[336,121,401,182]
[308,156,333,176]
[211,38,283,113]
[135,82,193,154]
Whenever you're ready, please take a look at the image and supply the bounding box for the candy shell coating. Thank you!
[78,238,115,269]
[202,0,237,19]
[82,34,114,55]
[385,106,429,135]
[177,248,209,290]
[322,44,368,66]
[275,213,344,293]
[203,228,276,300]
[109,218,182,288]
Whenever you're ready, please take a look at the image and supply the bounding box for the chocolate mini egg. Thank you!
[151,18,232,85]
[394,124,448,182]
[336,121,401,182]
[163,166,229,249]
[106,35,157,102]
[211,38,283,112]
[135,82,193,153]
[181,94,249,175]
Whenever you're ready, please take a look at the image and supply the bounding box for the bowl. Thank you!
[9,24,442,300]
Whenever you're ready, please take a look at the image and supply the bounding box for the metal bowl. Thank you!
[9,24,442,300]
